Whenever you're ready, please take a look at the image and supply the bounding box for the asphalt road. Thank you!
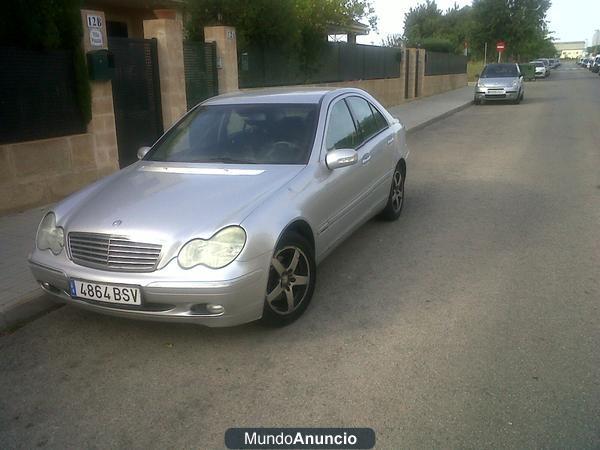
[1,64,599,449]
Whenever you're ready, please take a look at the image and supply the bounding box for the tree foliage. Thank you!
[403,1,471,54]
[403,0,557,60]
[0,0,91,123]
[185,0,377,52]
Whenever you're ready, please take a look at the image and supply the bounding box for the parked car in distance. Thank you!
[537,58,552,74]
[591,56,600,73]
[530,61,547,78]
[28,88,409,327]
[474,63,525,104]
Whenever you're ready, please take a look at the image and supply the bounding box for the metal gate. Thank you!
[108,37,163,167]
[183,41,218,109]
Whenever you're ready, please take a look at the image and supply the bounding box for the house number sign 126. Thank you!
[87,15,103,29]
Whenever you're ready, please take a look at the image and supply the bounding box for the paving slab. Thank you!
[389,86,473,133]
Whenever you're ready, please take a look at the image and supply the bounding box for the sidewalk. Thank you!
[0,85,473,331]
[0,205,58,331]
[388,85,473,133]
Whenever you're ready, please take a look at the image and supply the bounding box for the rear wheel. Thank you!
[260,232,316,326]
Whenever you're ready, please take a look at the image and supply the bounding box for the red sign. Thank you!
[496,41,506,52]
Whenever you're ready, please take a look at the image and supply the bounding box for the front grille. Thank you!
[68,232,162,272]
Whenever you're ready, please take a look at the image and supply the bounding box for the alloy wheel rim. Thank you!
[391,170,404,212]
[266,246,310,315]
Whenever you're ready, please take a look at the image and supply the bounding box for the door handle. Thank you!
[361,153,372,164]
[387,136,395,145]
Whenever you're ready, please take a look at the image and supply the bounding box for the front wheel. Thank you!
[260,232,316,326]
[380,162,405,221]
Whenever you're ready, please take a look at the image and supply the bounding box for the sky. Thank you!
[357,0,600,46]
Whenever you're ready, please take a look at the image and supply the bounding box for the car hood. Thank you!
[57,161,304,255]
[479,77,518,88]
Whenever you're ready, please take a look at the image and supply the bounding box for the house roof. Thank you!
[83,0,184,9]
[326,20,370,36]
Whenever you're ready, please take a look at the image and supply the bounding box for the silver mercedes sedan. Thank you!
[29,88,409,327]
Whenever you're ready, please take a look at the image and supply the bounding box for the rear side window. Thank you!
[325,100,359,151]
[369,103,388,133]
[346,97,386,143]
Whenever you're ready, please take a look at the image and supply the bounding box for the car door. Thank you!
[345,96,395,210]
[312,97,374,255]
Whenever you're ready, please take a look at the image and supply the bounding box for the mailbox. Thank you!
[87,49,115,80]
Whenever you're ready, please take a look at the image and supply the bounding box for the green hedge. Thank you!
[0,0,91,124]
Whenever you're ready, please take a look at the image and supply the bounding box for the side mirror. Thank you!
[137,146,151,160]
[325,149,358,170]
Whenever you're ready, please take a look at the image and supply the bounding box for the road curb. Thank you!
[0,290,62,333]
[406,100,473,135]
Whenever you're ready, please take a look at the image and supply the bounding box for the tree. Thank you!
[470,0,553,60]
[381,33,403,47]
[0,0,91,123]
[402,1,472,54]
[185,0,378,52]
[402,0,553,60]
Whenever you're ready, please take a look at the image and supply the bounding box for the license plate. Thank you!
[69,279,142,305]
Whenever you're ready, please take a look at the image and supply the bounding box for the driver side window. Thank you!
[325,99,359,152]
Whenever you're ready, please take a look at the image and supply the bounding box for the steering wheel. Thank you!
[260,141,298,163]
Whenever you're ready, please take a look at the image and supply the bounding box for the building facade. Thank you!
[554,41,586,59]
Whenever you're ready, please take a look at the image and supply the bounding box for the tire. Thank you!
[380,161,405,221]
[260,232,316,326]
[474,97,481,105]
[514,91,522,104]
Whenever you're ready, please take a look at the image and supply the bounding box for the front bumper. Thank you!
[28,251,271,327]
[474,88,520,101]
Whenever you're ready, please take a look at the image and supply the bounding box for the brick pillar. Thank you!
[80,9,119,171]
[143,18,187,128]
[398,48,407,103]
[204,26,239,94]
[416,49,426,97]
[406,48,417,100]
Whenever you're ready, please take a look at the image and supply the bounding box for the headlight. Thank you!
[178,226,246,269]
[36,212,64,255]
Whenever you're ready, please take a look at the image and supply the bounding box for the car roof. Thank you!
[203,87,357,105]
[484,63,518,67]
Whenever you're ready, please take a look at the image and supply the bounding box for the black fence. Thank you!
[425,51,468,76]
[0,47,86,145]
[183,41,219,109]
[108,37,163,168]
[238,42,402,88]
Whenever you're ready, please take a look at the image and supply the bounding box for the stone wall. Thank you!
[144,19,187,129]
[421,73,468,98]
[0,82,119,214]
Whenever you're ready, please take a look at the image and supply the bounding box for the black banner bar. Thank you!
[225,428,375,449]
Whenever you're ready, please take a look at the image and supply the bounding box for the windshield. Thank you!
[531,62,543,67]
[480,64,519,78]
[146,103,319,164]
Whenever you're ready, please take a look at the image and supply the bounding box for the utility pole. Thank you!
[484,42,487,64]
